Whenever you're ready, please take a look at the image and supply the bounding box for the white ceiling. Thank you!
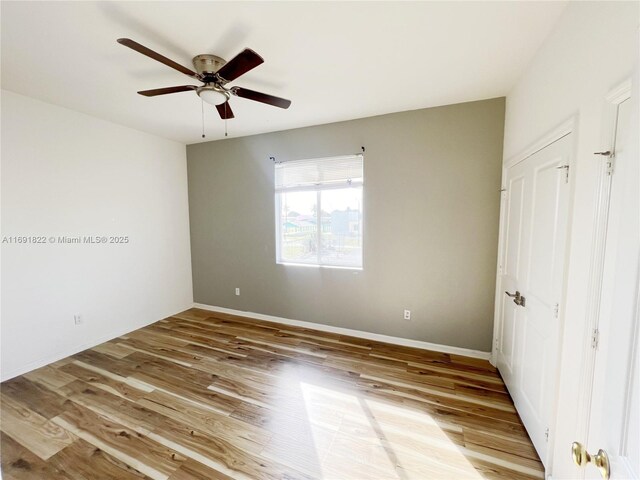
[1,1,567,145]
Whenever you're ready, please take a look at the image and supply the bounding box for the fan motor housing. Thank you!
[193,54,226,75]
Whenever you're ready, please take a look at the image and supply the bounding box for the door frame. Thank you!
[569,79,633,462]
[491,115,578,470]
[491,115,577,365]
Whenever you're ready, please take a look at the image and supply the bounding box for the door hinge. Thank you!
[591,328,600,350]
[556,165,570,183]
[553,303,559,318]
[545,427,550,442]
[595,151,615,175]
[606,155,615,175]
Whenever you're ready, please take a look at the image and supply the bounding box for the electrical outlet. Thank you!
[403,309,411,320]
[74,314,83,325]
[235,288,240,296]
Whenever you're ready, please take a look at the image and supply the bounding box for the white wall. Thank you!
[0,90,193,381]
[502,2,638,478]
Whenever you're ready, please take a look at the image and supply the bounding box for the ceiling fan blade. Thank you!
[138,85,198,97]
[117,38,198,79]
[216,48,264,82]
[232,87,291,109]
[215,102,235,119]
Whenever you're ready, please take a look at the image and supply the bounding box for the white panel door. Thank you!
[497,162,527,389]
[497,134,572,466]
[584,93,639,479]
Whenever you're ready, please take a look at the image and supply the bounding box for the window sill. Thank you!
[276,261,363,271]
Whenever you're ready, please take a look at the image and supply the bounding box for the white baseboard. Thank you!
[193,303,491,360]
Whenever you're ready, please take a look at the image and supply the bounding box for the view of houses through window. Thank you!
[275,155,363,268]
[278,188,362,267]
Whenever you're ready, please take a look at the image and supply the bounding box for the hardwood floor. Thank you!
[1,308,544,479]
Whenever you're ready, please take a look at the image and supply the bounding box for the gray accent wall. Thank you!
[187,98,505,351]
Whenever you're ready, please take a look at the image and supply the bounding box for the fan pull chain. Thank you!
[224,102,228,137]
[201,100,205,138]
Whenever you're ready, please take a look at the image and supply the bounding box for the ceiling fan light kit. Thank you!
[197,86,229,106]
[117,38,291,127]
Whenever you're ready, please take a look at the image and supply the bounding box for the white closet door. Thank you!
[497,134,572,466]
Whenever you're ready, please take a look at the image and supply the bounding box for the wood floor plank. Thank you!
[463,428,540,460]
[145,325,252,358]
[407,362,508,392]
[359,373,516,412]
[147,424,317,480]
[57,380,165,435]
[1,308,543,479]
[91,341,136,359]
[0,432,73,480]
[23,365,76,391]
[355,377,522,424]
[137,390,271,454]
[51,401,186,480]
[167,459,234,480]
[123,354,243,416]
[71,350,138,378]
[116,337,198,367]
[259,424,336,478]
[0,394,77,461]
[58,361,150,401]
[48,438,155,480]
[279,328,372,351]
[2,376,73,419]
[127,328,249,360]
[463,442,545,475]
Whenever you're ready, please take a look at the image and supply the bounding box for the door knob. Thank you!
[571,442,610,479]
[505,290,526,307]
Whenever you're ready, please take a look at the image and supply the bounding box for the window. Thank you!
[275,154,363,268]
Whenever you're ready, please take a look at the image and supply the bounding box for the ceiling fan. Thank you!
[117,38,291,120]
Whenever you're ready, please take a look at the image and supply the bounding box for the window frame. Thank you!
[274,156,364,270]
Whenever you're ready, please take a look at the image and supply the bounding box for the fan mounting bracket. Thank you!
[192,54,226,76]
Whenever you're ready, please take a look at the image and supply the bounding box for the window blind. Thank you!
[275,154,363,190]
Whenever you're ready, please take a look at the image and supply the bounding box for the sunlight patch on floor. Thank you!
[299,382,486,480]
